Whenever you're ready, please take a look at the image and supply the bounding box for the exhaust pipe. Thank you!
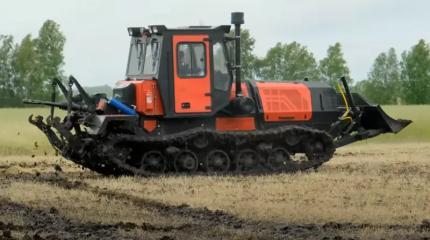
[225,12,255,114]
[231,12,244,97]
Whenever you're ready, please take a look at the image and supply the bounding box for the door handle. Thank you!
[181,102,190,109]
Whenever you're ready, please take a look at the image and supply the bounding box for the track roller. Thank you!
[141,150,166,173]
[174,150,198,172]
[235,149,261,172]
[266,147,291,172]
[205,149,231,173]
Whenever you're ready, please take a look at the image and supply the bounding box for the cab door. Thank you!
[173,35,211,113]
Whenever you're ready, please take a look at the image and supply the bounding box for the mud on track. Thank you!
[1,144,430,240]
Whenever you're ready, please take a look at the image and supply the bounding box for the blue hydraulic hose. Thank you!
[108,98,137,115]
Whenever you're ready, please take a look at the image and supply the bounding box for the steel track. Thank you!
[30,115,335,177]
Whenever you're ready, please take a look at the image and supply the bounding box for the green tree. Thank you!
[32,20,66,100]
[259,42,318,81]
[360,48,401,104]
[228,29,257,80]
[0,35,19,106]
[239,29,257,80]
[0,20,65,107]
[400,39,430,104]
[15,35,37,99]
[318,42,351,86]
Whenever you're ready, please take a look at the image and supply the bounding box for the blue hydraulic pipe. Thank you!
[108,98,137,115]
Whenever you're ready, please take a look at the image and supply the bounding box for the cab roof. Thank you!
[128,25,231,37]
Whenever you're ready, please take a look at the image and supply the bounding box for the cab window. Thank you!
[213,42,230,91]
[127,36,161,77]
[143,39,159,75]
[177,43,206,78]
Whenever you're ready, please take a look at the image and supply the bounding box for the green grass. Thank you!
[0,105,427,156]
[0,108,56,155]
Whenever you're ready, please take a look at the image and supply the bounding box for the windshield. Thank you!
[127,36,161,77]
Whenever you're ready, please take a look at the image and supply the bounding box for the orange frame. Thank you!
[216,117,256,131]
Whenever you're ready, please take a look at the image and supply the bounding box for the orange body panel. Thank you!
[216,117,256,131]
[256,82,312,122]
[133,80,164,116]
[173,35,211,113]
[143,119,158,132]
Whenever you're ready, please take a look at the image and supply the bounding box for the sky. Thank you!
[1,0,429,86]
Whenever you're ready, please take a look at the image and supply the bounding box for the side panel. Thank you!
[173,35,211,113]
[134,80,164,116]
[216,117,256,131]
[256,82,312,122]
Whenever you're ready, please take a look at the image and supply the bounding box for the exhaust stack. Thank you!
[231,12,244,97]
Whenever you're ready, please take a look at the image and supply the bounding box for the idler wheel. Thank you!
[174,150,198,172]
[141,151,166,173]
[235,149,261,172]
[305,140,325,161]
[205,150,231,173]
[266,147,291,172]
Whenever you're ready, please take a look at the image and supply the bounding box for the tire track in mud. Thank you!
[0,198,123,240]
[2,173,287,238]
[14,173,430,240]
[0,173,196,240]
[1,173,258,239]
[0,196,203,240]
[18,174,269,238]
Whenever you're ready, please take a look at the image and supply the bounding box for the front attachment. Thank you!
[331,77,412,148]
[24,76,141,176]
[360,105,411,134]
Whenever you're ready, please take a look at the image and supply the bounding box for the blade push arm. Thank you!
[22,99,89,112]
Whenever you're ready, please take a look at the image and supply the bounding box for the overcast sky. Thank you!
[1,0,429,86]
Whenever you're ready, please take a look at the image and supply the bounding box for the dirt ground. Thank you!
[0,143,429,240]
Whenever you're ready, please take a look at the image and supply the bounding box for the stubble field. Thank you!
[0,107,429,239]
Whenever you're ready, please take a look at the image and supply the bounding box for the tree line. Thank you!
[1,22,429,107]
[0,20,65,107]
[240,30,430,105]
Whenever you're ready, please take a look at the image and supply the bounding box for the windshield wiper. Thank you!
[151,41,159,71]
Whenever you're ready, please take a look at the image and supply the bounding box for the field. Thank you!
[0,106,429,239]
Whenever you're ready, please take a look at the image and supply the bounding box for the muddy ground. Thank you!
[1,144,430,240]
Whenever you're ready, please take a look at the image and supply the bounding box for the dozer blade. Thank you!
[334,105,412,148]
[360,105,412,134]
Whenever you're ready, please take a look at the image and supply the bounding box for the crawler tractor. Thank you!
[24,13,411,176]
